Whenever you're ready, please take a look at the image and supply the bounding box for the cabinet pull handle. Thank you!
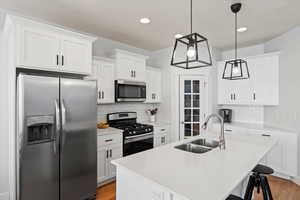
[110,149,112,157]
[134,71,136,77]
[230,94,233,100]
[161,129,165,131]
[262,134,271,137]
[56,55,59,66]
[131,70,133,77]
[253,93,256,100]
[106,150,109,158]
[105,139,113,142]
[102,91,104,99]
[225,129,232,132]
[98,91,101,99]
[62,55,64,66]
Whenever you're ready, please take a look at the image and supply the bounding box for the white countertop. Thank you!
[223,121,297,133]
[140,121,171,127]
[97,127,122,136]
[112,132,277,200]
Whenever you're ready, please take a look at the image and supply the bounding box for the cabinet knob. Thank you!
[62,55,64,66]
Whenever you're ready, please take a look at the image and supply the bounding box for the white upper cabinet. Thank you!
[19,27,61,70]
[217,52,279,105]
[7,15,97,75]
[145,67,162,103]
[90,57,115,104]
[114,49,148,82]
[60,36,92,74]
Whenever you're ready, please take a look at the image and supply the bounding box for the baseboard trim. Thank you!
[0,192,9,200]
[291,176,300,186]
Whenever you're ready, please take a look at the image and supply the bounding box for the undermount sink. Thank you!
[174,139,219,154]
[191,138,219,149]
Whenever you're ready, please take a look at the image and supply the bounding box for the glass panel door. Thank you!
[179,76,206,140]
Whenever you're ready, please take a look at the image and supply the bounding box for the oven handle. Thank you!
[124,133,153,144]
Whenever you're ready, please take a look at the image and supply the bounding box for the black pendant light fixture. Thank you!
[222,2,250,80]
[171,0,212,69]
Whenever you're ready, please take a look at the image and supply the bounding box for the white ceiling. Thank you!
[0,0,300,51]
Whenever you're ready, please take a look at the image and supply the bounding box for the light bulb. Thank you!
[232,66,240,74]
[187,46,196,58]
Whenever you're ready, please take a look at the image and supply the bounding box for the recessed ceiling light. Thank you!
[175,34,183,38]
[140,18,151,24]
[237,27,247,33]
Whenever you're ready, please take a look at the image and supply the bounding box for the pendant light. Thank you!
[171,0,212,69]
[222,2,250,80]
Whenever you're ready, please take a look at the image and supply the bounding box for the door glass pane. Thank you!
[193,123,200,136]
[184,124,191,137]
[193,80,200,93]
[193,109,200,122]
[184,80,191,93]
[193,95,200,107]
[184,95,191,107]
[184,109,191,122]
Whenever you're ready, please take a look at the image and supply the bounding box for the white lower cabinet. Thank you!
[153,125,170,147]
[219,123,298,177]
[97,133,123,184]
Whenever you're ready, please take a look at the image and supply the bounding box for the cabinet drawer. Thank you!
[98,134,122,147]
[154,126,169,135]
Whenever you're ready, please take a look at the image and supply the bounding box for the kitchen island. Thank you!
[112,132,277,200]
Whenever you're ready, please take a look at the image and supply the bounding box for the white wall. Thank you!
[97,103,159,123]
[263,26,300,177]
[148,47,221,142]
[221,44,265,60]
[93,36,150,58]
[0,23,9,199]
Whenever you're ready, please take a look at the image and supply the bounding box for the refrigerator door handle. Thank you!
[54,99,60,154]
[61,99,67,151]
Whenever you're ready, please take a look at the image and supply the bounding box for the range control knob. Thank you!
[133,131,136,134]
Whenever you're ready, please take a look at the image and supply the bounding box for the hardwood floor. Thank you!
[96,176,300,200]
[96,182,116,200]
[254,176,300,200]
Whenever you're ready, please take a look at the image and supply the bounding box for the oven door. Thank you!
[115,80,146,102]
[123,133,153,156]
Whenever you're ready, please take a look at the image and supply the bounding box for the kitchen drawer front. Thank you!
[154,125,169,135]
[98,133,122,147]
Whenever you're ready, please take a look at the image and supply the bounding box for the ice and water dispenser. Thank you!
[26,115,55,144]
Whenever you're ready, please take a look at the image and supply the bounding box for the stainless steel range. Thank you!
[107,112,153,156]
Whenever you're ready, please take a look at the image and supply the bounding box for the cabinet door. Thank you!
[115,57,134,80]
[108,145,123,178]
[146,69,161,103]
[132,59,146,82]
[19,27,61,70]
[97,61,115,104]
[61,36,92,74]
[218,61,234,104]
[250,55,279,105]
[97,147,109,183]
[266,134,285,173]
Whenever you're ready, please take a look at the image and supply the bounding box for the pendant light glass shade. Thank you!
[171,0,212,69]
[222,3,250,80]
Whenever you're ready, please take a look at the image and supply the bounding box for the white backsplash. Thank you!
[219,105,264,124]
[97,103,160,123]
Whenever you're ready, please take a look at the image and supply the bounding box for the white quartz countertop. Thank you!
[112,132,277,200]
[97,127,122,136]
[140,121,171,127]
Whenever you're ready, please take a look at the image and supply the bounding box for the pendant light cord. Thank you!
[190,0,193,34]
[235,13,237,60]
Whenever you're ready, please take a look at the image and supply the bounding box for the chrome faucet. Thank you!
[201,114,226,150]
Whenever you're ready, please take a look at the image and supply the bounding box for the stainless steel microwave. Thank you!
[115,80,146,102]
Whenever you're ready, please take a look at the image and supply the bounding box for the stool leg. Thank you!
[262,176,273,200]
[244,175,255,200]
[260,176,269,200]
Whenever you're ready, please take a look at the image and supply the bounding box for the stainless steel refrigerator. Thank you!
[17,73,97,200]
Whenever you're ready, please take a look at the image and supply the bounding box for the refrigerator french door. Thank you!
[17,74,97,200]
